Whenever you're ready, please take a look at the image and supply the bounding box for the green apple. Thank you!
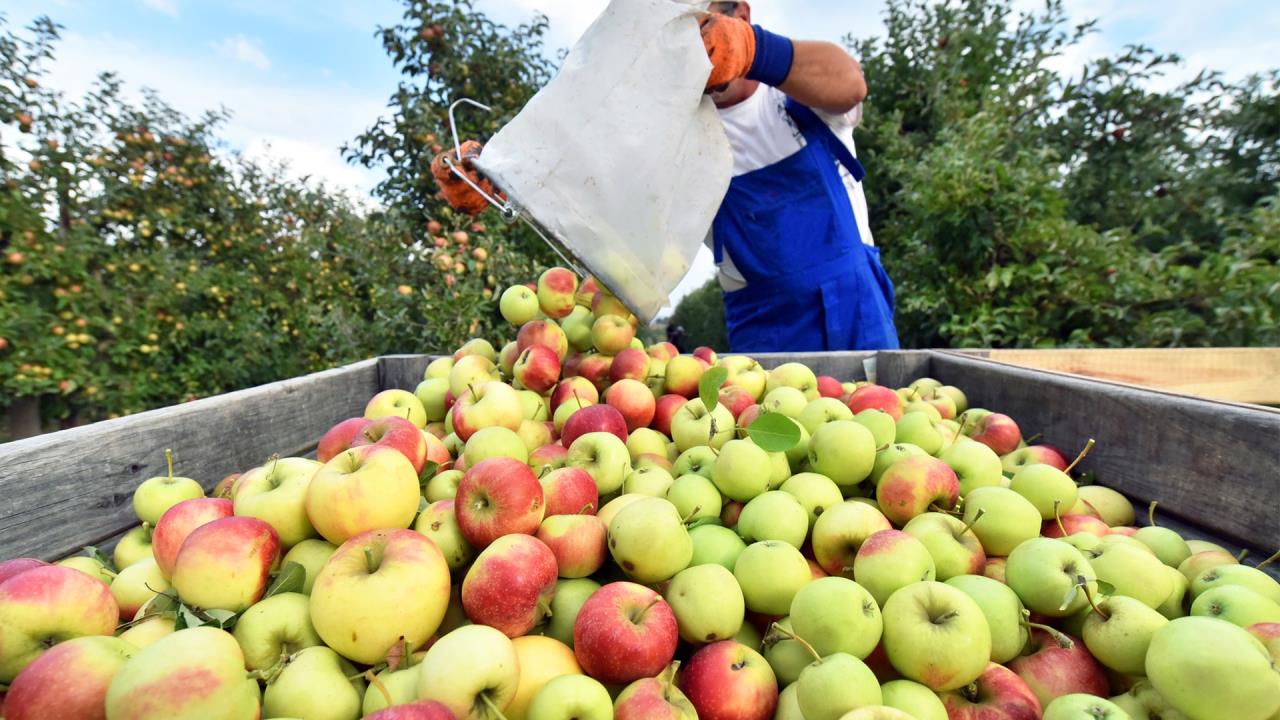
[418,624,520,720]
[263,645,364,720]
[1191,584,1280,627]
[426,469,465,502]
[108,557,169,619]
[1132,526,1191,568]
[734,620,763,650]
[796,652,882,720]
[414,499,475,571]
[416,377,451,422]
[1192,564,1280,604]
[811,500,893,578]
[671,401,735,452]
[1044,694,1132,720]
[132,452,204,526]
[665,564,745,644]
[780,472,844,531]
[596,493,646,528]
[1009,464,1079,520]
[797,398,854,435]
[526,674,612,720]
[852,409,897,450]
[1110,680,1188,720]
[759,441,793,489]
[501,285,541,325]
[939,438,1004,496]
[901,512,986,580]
[688,524,747,570]
[517,390,551,421]
[233,457,322,548]
[1090,542,1174,609]
[871,444,929,485]
[1145,617,1280,720]
[232,592,323,671]
[961,486,1041,557]
[762,386,808,418]
[608,497,693,584]
[1006,537,1098,617]
[1083,595,1169,675]
[853,529,937,608]
[783,419,812,472]
[944,574,1029,664]
[776,673,805,718]
[763,617,813,686]
[880,679,948,720]
[789,576,883,659]
[710,439,774,502]
[1076,485,1136,526]
[425,356,454,380]
[542,578,600,647]
[903,401,942,423]
[1178,550,1238,585]
[566,431,631,495]
[1157,563,1189,619]
[57,555,115,585]
[894,413,943,456]
[113,524,154,570]
[105,627,259,719]
[465,426,529,466]
[449,355,501,399]
[673,446,717,479]
[735,541,812,615]
[807,420,877,491]
[881,581,991,691]
[623,466,675,496]
[665,474,722,523]
[361,663,422,716]
[627,428,671,462]
[767,362,820,400]
[280,539,337,595]
[737,491,809,548]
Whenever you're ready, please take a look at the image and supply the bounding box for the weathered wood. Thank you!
[929,351,1280,553]
[959,347,1280,405]
[379,354,439,392]
[0,359,381,562]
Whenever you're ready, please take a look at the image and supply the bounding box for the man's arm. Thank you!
[780,41,866,115]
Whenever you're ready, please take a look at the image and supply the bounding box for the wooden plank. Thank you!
[379,354,438,392]
[961,348,1280,405]
[0,359,381,562]
[928,351,1280,554]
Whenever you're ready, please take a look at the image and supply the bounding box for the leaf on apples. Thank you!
[176,604,204,631]
[385,636,411,672]
[698,367,728,413]
[85,545,116,572]
[746,412,801,452]
[1059,584,1080,612]
[263,561,306,599]
[1095,579,1117,597]
[417,460,440,487]
[203,608,239,629]
[685,516,724,531]
[418,496,429,515]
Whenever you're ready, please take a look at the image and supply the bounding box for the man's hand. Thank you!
[430,140,498,216]
[700,13,756,89]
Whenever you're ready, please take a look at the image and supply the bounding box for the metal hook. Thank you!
[448,98,492,159]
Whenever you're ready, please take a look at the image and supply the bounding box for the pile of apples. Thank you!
[2,267,1279,720]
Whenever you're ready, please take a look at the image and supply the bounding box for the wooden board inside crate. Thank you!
[0,359,381,561]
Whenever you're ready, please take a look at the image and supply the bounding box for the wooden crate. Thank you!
[2,351,1277,567]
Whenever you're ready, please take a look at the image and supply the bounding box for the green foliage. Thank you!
[668,279,727,351]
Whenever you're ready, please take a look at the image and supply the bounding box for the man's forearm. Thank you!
[779,40,866,115]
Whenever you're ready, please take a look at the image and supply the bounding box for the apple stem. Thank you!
[681,506,702,524]
[1023,432,1043,445]
[164,448,174,480]
[1025,620,1075,649]
[659,661,681,693]
[1254,548,1280,571]
[1063,438,1095,475]
[957,508,986,537]
[141,521,153,543]
[365,670,394,708]
[767,622,822,663]
[1238,548,1251,563]
[1079,577,1109,620]
[364,547,379,574]
[1053,500,1067,537]
[479,691,511,720]
[1148,501,1159,528]
[579,503,594,515]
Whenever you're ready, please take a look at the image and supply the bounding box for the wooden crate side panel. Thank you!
[0,360,381,561]
[929,352,1280,552]
[379,354,438,392]
[737,351,933,388]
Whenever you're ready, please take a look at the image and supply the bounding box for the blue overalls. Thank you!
[711,98,900,353]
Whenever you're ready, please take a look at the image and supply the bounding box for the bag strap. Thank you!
[785,97,866,182]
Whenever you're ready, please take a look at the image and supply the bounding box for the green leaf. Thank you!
[698,367,729,413]
[263,561,306,599]
[1058,584,1080,612]
[203,609,240,629]
[417,460,440,487]
[176,604,204,631]
[85,545,115,572]
[746,412,801,453]
[1095,579,1117,597]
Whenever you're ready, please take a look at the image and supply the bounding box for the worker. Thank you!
[432,1,899,353]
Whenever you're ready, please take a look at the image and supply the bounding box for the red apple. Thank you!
[461,534,558,637]
[0,566,120,682]
[610,348,652,383]
[211,474,238,499]
[1006,629,1108,709]
[517,319,569,360]
[454,458,546,549]
[3,635,134,720]
[615,668,698,720]
[540,467,599,516]
[538,267,579,319]
[317,417,372,462]
[678,641,778,720]
[816,376,843,399]
[1041,514,1111,538]
[876,456,961,526]
[721,501,744,529]
[1002,445,1069,473]
[607,379,657,433]
[0,559,46,586]
[717,386,755,420]
[537,514,608,578]
[1247,622,1280,663]
[647,343,679,362]
[574,582,679,685]
[551,377,600,413]
[693,347,717,365]
[515,345,562,394]
[530,443,569,474]
[170,516,280,612]
[452,381,524,442]
[152,497,234,578]
[1110,526,1138,537]
[984,558,1008,583]
[965,412,1023,456]
[562,404,629,447]
[847,385,904,420]
[736,404,763,429]
[364,700,459,720]
[423,430,451,468]
[353,415,429,473]
[652,395,688,437]
[664,356,706,398]
[939,662,1041,720]
[577,354,614,392]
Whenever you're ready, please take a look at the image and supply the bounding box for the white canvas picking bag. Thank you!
[473,0,733,324]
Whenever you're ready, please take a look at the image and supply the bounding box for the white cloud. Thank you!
[141,0,178,17]
[212,33,271,70]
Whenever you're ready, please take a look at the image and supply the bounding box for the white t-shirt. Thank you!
[710,84,874,291]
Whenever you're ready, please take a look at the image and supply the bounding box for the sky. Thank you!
[2,0,1277,314]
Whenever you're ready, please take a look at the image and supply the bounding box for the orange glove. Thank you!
[430,140,498,216]
[700,13,756,90]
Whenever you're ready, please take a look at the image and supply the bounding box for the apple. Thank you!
[538,267,580,318]
[653,394,687,436]
[1000,444,1069,475]
[311,528,451,665]
[789,576,883,659]
[366,388,428,428]
[501,284,541,324]
[526,674,613,720]
[689,524,748,570]
[518,320,570,361]
[455,457,546,549]
[563,404,629,447]
[1091,542,1174,608]
[1191,564,1280,604]
[902,512,986,580]
[562,306,597,353]
[794,651,881,720]
[1147,616,1280,720]
[764,362,818,400]
[425,356,455,380]
[232,457,322,548]
[762,616,814,686]
[960,411,1022,455]
[763,386,808,418]
[853,529,937,608]
[944,574,1028,664]
[736,491,809,548]
[673,445,717,478]
[551,377,600,413]
[938,663,1042,719]
[351,415,430,474]
[576,353,614,391]
[893,412,944,455]
[626,427,669,461]
[426,468,466,502]
[811,500,893,577]
[104,627,259,719]
[453,380,524,442]
[1006,537,1098,617]
[507,635,582,720]
[538,514,608,578]
[1134,524,1192,569]
[318,417,374,462]
[939,437,1004,495]
[110,557,169,619]
[609,347,651,384]
[574,581,679,684]
[365,700,460,720]
[515,345,562,394]
[517,419,555,453]
[230,591,322,672]
[1191,584,1280,627]
[151,497,233,578]
[414,499,475,571]
[665,564,745,644]
[607,379,658,432]
[615,664,699,720]
[1006,629,1109,709]
[778,472,844,532]
[870,443,929,485]
[0,559,47,585]
[170,516,278,612]
[276,539,335,596]
[1042,694,1130,720]
[879,679,947,720]
[3,634,134,719]
[664,356,707,398]
[718,384,756,420]
[462,533,558,636]
[880,581,991,690]
[1042,514,1111,538]
[876,456,960,527]
[305,445,420,544]
[796,397,854,435]
[706,438,772,502]
[465,426,530,465]
[807,420,876,491]
[540,467,599,516]
[847,384,904,420]
[543,578,601,647]
[608,497,693,584]
[455,338,498,362]
[418,624,520,718]
[678,641,778,720]
[566,431,632,495]
[530,443,570,474]
[1179,550,1237,584]
[624,465,675,497]
[735,540,812,615]
[814,375,842,399]
[1082,594,1169,675]
[851,408,897,449]
[1009,463,1079,520]
[961,486,1041,557]
[131,452,204,526]
[262,645,364,719]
